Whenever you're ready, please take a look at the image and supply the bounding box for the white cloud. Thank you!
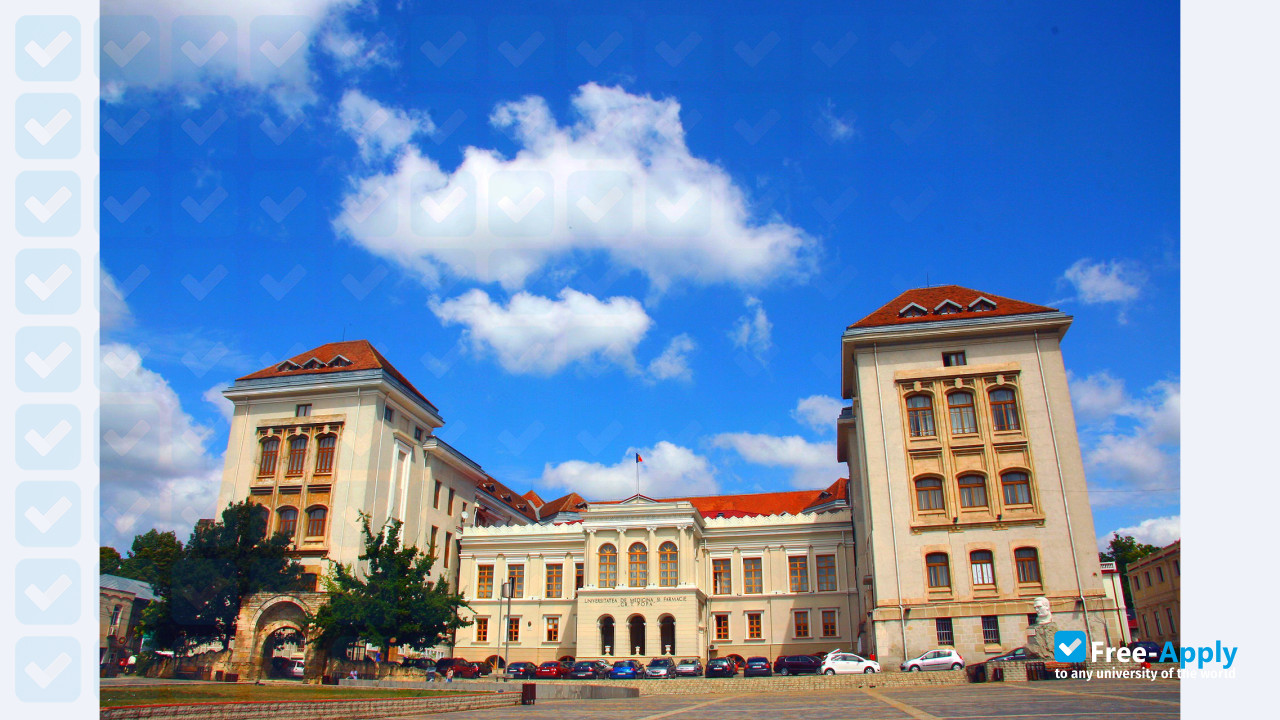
[792,395,844,434]
[203,382,234,422]
[540,441,718,500]
[1067,370,1128,425]
[710,432,843,489]
[730,296,773,362]
[321,26,394,72]
[332,83,818,292]
[818,99,856,142]
[1062,259,1143,305]
[339,89,433,161]
[430,288,654,376]
[647,334,696,382]
[100,267,135,331]
[1071,372,1180,506]
[1098,515,1180,550]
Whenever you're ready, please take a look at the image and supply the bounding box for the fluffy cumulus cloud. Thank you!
[710,432,843,489]
[540,441,718,500]
[101,0,363,110]
[1098,515,1180,550]
[203,382,234,422]
[730,296,773,362]
[646,334,697,382]
[339,89,434,160]
[1070,372,1180,506]
[792,395,844,434]
[332,83,818,291]
[1062,258,1144,308]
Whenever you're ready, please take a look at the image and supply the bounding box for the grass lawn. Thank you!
[100,683,471,708]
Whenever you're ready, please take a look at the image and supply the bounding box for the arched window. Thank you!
[1015,547,1041,583]
[990,389,1020,431]
[598,544,617,588]
[957,474,988,508]
[970,550,995,586]
[277,507,298,538]
[915,478,945,512]
[599,616,615,656]
[658,542,678,587]
[258,437,279,476]
[286,435,307,475]
[306,506,327,537]
[1001,472,1032,505]
[628,543,648,587]
[253,504,271,538]
[926,553,951,588]
[948,392,977,434]
[906,395,936,438]
[314,434,336,474]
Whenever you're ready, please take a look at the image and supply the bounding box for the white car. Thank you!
[900,648,965,672]
[821,652,881,674]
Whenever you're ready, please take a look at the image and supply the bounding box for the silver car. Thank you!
[900,648,965,672]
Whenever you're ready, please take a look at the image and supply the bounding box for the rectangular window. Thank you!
[743,557,763,594]
[295,403,311,417]
[1157,567,1165,583]
[1154,615,1163,636]
[747,612,762,640]
[507,617,520,642]
[1145,571,1151,587]
[546,564,563,599]
[443,532,452,567]
[982,616,1001,644]
[821,609,838,637]
[926,554,951,588]
[943,351,966,367]
[447,488,455,515]
[475,617,488,642]
[712,559,732,595]
[1174,560,1180,576]
[429,526,438,553]
[1166,608,1177,633]
[314,435,335,474]
[545,616,559,642]
[936,618,954,645]
[414,425,424,441]
[575,562,584,592]
[793,610,810,638]
[507,564,524,598]
[384,405,394,422]
[714,614,729,641]
[1028,613,1038,628]
[971,552,995,586]
[816,555,837,591]
[789,556,810,593]
[286,438,307,475]
[433,481,442,509]
[477,564,494,598]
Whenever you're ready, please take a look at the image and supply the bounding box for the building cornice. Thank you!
[226,369,443,425]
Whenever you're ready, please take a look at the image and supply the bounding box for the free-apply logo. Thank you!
[1054,630,1087,662]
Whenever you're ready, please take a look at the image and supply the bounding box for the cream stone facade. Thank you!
[838,286,1124,666]
[1127,540,1180,647]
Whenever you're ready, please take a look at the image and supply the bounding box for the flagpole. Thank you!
[635,455,640,495]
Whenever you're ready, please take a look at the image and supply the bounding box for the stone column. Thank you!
[585,529,596,588]
[646,526,657,587]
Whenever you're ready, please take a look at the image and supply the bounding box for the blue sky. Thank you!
[98,0,1179,551]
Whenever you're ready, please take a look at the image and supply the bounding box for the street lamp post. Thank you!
[499,580,513,681]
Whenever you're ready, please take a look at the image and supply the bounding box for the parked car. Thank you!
[609,659,645,679]
[447,660,482,678]
[568,660,608,679]
[674,658,703,677]
[980,647,1040,665]
[1127,641,1164,661]
[773,654,822,675]
[535,660,573,679]
[645,658,676,678]
[505,661,537,679]
[474,661,493,676]
[743,656,773,677]
[821,652,880,674]
[705,657,738,677]
[901,648,965,672]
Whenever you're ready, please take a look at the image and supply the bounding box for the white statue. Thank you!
[1033,597,1052,625]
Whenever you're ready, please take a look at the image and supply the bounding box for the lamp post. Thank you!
[499,580,513,681]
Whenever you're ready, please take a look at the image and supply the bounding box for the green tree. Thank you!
[101,546,123,576]
[1099,533,1158,610]
[118,529,184,587]
[312,513,469,655]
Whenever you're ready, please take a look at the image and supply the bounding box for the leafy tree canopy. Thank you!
[1099,533,1160,609]
[118,529,184,587]
[101,546,123,576]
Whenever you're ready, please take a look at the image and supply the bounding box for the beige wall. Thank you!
[1128,543,1180,647]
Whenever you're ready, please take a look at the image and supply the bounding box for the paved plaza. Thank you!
[425,679,1179,720]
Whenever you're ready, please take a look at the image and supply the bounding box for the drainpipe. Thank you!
[871,344,909,662]
[1033,331,1091,638]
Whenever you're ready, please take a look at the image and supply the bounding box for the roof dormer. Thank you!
[275,360,301,372]
[898,302,928,318]
[968,296,997,312]
[327,354,352,367]
[934,299,963,315]
[300,357,325,369]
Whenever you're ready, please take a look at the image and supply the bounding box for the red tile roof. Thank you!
[521,490,545,508]
[476,477,539,521]
[237,340,436,410]
[849,285,1057,329]
[594,479,849,518]
[538,492,588,518]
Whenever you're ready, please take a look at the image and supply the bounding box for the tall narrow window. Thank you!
[477,564,494,598]
[990,389,1020,431]
[971,550,995,586]
[314,434,336,473]
[1001,472,1032,505]
[906,395,936,438]
[546,564,563,598]
[821,609,838,637]
[306,506,326,536]
[443,532,452,567]
[277,507,298,538]
[507,617,520,642]
[259,438,279,476]
[1166,608,1177,633]
[926,552,951,588]
[712,559,732,595]
[546,616,560,642]
[433,481,442,508]
[982,616,1001,644]
[958,474,988,508]
[429,526,438,554]
[286,435,307,475]
[628,543,648,587]
[1015,547,1041,583]
[747,612,762,639]
[714,614,729,641]
[383,405,394,422]
[575,563,584,591]
[789,556,810,593]
[948,392,977,434]
[475,617,488,642]
[916,478,945,512]
[414,426,424,441]
[816,554,837,591]
[447,488,455,515]
[936,618,954,645]
[793,611,810,638]
[658,542,678,587]
[507,564,524,597]
[743,558,763,594]
[598,544,617,588]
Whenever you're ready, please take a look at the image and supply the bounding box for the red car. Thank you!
[535,660,572,679]
[445,660,481,679]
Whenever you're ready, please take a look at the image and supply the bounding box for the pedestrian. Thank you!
[446,667,454,683]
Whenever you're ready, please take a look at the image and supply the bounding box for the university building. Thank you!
[215,285,1122,670]
[1127,540,1180,647]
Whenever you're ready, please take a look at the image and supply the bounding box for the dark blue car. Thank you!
[609,659,644,679]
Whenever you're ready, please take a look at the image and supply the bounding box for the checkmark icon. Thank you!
[421,31,466,67]
[421,187,467,222]
[497,187,545,222]
[104,187,150,222]
[498,32,544,67]
[578,32,623,67]
[1059,638,1081,655]
[25,186,73,223]
[25,652,71,689]
[24,497,72,533]
[25,264,73,301]
[181,109,228,145]
[345,187,388,223]
[25,109,73,146]
[103,109,150,145]
[259,31,306,67]
[26,31,73,67]
[261,188,306,222]
[182,186,228,222]
[655,189,701,221]
[25,575,72,612]
[656,32,702,67]
[104,420,149,455]
[1054,630,1087,661]
[104,31,151,67]
[260,114,303,145]
[181,30,228,67]
[576,187,624,223]
[813,32,857,67]
[734,31,780,67]
[25,419,72,456]
[25,342,73,379]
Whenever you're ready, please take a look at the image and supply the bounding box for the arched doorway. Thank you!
[262,626,305,680]
[659,615,676,655]
[485,654,505,670]
[599,616,615,656]
[628,615,646,656]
